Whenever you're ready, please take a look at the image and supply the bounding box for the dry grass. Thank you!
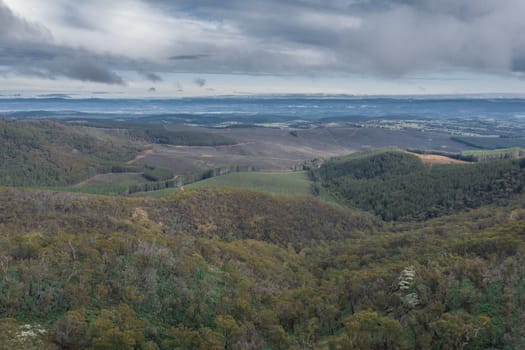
[406,152,471,165]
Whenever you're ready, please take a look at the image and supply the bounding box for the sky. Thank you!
[1,0,525,97]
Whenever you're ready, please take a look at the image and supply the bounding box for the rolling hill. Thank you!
[313,148,525,220]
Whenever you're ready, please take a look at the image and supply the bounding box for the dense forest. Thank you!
[1,186,525,349]
[313,149,525,220]
[0,120,141,186]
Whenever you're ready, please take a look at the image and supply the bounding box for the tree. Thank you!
[88,305,144,350]
[344,310,404,350]
[53,311,88,350]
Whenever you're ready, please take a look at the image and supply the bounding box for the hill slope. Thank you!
[0,187,378,246]
[313,149,525,220]
[0,119,142,186]
[1,187,525,349]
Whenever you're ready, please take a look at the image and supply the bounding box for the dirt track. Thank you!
[127,148,155,164]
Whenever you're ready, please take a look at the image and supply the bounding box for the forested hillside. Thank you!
[0,187,378,246]
[314,149,525,220]
[0,120,141,186]
[3,126,525,349]
[1,186,525,349]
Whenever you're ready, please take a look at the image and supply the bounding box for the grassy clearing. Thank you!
[186,171,313,197]
[134,171,313,198]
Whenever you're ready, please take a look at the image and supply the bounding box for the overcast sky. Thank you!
[1,0,525,97]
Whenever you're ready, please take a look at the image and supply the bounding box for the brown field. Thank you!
[407,152,471,165]
[134,126,475,175]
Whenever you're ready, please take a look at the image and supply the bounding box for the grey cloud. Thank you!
[0,1,125,84]
[51,57,125,85]
[144,0,525,76]
[169,54,210,60]
[0,40,125,84]
[193,77,206,87]
[61,3,97,30]
[0,0,51,41]
[512,58,525,73]
[142,72,163,82]
[337,2,523,75]
[37,93,73,98]
[0,44,58,63]
[4,0,525,83]
[378,0,499,19]
[148,87,157,92]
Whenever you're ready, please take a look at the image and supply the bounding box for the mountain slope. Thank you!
[0,119,141,186]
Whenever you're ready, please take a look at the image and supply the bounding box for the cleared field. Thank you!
[135,171,313,198]
[406,152,470,165]
[137,126,472,175]
[187,171,313,197]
